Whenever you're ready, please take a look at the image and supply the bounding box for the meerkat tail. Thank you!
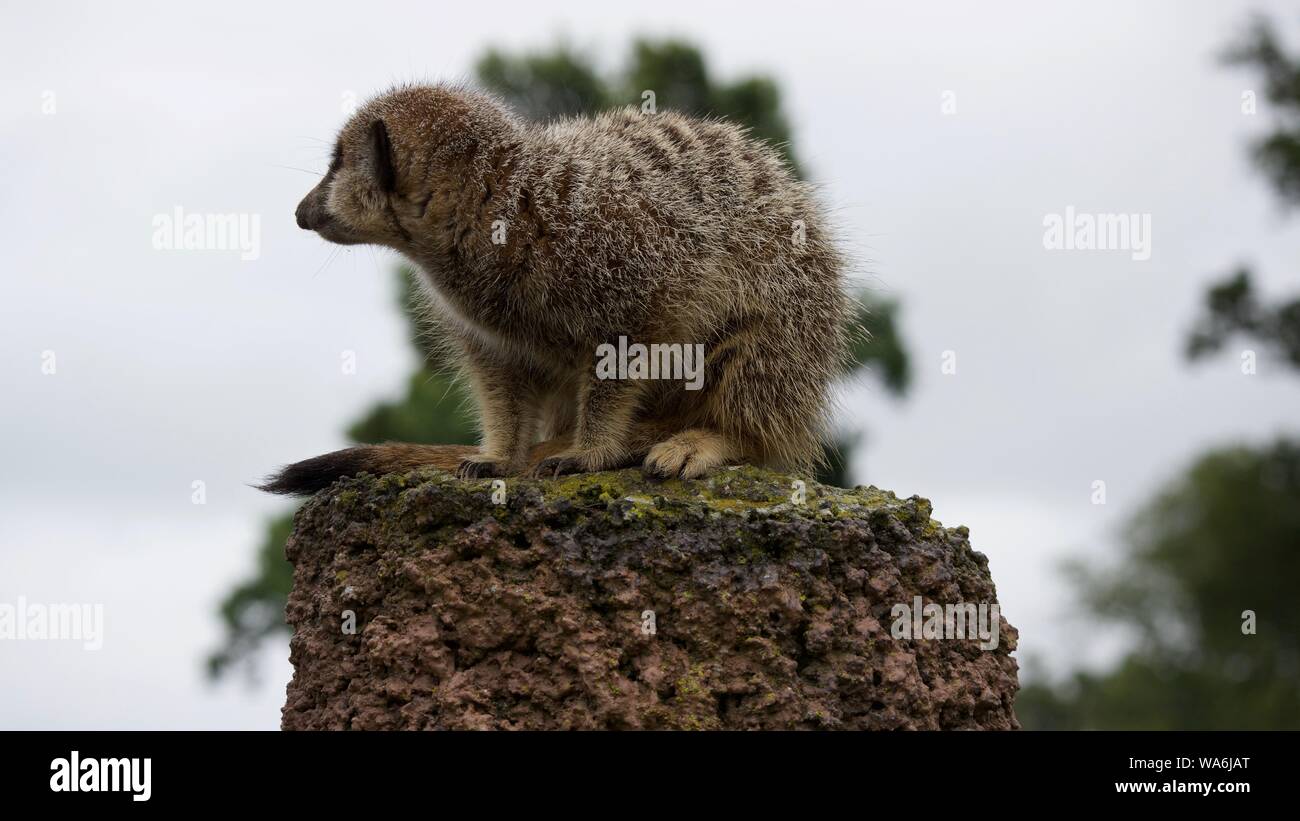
[257,442,478,496]
[256,438,584,496]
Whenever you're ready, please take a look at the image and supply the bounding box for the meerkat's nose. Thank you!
[295,199,313,230]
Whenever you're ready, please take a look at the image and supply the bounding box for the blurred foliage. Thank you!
[1019,14,1300,729]
[1186,267,1300,369]
[1017,440,1300,729]
[205,512,296,680]
[1223,15,1300,206]
[1182,17,1300,373]
[850,298,910,396]
[209,38,910,680]
[481,37,801,174]
[475,44,610,121]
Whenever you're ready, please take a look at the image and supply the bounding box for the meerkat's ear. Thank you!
[369,119,397,193]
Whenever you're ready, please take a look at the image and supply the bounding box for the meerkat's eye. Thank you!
[328,141,343,175]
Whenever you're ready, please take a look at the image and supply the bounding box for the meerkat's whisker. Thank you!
[272,164,326,177]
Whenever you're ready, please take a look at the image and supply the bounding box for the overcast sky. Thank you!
[3,0,1299,728]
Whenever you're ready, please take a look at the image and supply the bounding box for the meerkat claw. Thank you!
[456,458,505,480]
[531,456,584,478]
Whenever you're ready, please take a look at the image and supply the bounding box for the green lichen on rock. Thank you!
[281,465,1020,730]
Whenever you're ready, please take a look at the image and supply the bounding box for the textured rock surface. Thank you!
[281,466,1020,730]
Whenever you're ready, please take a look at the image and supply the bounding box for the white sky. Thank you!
[2,0,1299,728]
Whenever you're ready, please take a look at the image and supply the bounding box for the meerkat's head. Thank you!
[295,84,518,249]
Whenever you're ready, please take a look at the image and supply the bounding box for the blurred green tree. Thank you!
[1186,266,1300,369]
[1016,439,1300,729]
[475,44,610,120]
[208,38,910,679]
[1016,14,1300,729]
[1184,16,1300,373]
[1224,16,1300,206]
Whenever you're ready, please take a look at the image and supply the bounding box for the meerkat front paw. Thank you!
[455,457,508,479]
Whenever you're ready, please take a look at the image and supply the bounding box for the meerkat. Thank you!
[261,83,849,495]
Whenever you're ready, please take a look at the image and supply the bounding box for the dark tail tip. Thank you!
[256,447,373,496]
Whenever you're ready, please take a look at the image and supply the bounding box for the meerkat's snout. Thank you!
[293,196,313,230]
[295,180,364,245]
[294,185,327,231]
